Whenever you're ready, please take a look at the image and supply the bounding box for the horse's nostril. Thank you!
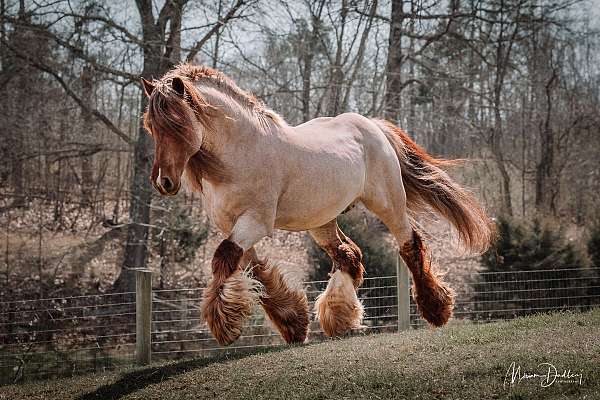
[161,176,174,192]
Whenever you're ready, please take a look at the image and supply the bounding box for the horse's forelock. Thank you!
[179,77,219,133]
[144,76,217,148]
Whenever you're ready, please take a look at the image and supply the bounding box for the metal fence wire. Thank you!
[0,292,136,384]
[1,266,599,385]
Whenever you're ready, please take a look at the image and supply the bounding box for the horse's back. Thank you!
[292,113,376,137]
[290,113,398,171]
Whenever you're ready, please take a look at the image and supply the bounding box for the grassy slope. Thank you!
[2,310,599,400]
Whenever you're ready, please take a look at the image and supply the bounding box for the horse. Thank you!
[140,64,495,346]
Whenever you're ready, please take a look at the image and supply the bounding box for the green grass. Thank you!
[2,310,599,400]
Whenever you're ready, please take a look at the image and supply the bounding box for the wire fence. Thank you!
[453,267,600,322]
[1,266,599,385]
[0,291,136,384]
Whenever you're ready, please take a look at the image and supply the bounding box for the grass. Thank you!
[1,309,599,400]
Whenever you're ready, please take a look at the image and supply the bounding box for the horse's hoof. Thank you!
[201,269,262,346]
[315,270,364,337]
[254,263,310,344]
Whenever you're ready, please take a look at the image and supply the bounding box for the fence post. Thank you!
[396,256,410,331]
[136,269,152,365]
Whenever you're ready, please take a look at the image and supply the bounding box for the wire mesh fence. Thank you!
[0,292,136,384]
[148,275,402,361]
[1,266,599,385]
[454,267,600,322]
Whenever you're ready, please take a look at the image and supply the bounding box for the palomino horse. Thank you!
[141,64,495,346]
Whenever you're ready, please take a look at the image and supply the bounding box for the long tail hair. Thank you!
[375,119,495,254]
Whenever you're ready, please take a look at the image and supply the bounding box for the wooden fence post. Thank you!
[136,269,152,365]
[396,256,410,331]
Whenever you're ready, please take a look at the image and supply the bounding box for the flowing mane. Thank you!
[165,64,284,127]
[143,72,218,141]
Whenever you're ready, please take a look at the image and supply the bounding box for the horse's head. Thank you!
[141,76,214,196]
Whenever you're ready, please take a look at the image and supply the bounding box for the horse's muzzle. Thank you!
[152,177,181,196]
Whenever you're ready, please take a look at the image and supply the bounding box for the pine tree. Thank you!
[473,217,589,320]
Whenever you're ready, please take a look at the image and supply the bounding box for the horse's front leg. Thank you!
[243,248,309,344]
[201,214,271,346]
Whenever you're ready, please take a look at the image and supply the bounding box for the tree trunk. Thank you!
[384,0,404,121]
[535,67,558,216]
[301,49,314,122]
[325,0,348,116]
[301,1,325,121]
[341,0,376,113]
[7,8,29,208]
[211,0,223,69]
[491,103,513,216]
[80,65,94,206]
[113,95,154,292]
[114,2,172,291]
[112,0,240,291]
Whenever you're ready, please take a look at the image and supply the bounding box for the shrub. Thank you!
[586,220,600,302]
[472,217,591,320]
[587,220,600,269]
[152,201,208,287]
[481,218,585,272]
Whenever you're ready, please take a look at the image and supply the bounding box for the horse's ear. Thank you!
[172,77,185,97]
[141,78,155,97]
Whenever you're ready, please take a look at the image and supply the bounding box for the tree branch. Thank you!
[3,16,138,82]
[61,12,144,47]
[2,38,132,145]
[186,0,246,63]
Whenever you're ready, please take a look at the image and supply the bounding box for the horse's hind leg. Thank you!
[398,229,454,326]
[309,220,365,337]
[242,248,309,344]
[362,187,454,327]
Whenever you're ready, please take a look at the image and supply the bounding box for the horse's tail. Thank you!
[375,119,495,254]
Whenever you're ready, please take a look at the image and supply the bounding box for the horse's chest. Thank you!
[201,188,237,234]
[201,184,257,235]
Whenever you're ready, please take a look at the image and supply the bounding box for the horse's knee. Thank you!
[212,239,244,280]
[313,233,365,337]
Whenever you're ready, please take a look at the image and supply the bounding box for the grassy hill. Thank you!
[2,310,599,400]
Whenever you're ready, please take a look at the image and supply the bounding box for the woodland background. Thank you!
[1,0,600,301]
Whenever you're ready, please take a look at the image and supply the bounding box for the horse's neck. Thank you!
[196,85,284,152]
